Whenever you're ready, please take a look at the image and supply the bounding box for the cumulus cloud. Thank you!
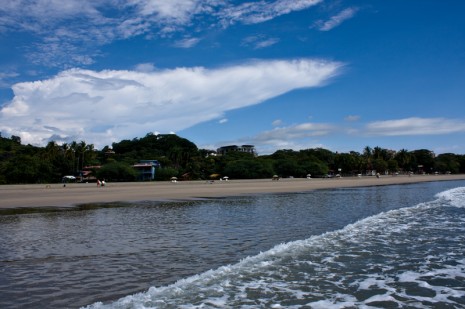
[314,7,358,31]
[0,58,342,148]
[364,117,465,136]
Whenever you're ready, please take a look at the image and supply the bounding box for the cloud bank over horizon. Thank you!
[0,58,342,148]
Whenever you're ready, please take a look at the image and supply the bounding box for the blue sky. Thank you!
[0,0,464,155]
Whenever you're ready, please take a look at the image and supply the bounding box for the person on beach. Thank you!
[97,179,101,186]
[101,179,106,187]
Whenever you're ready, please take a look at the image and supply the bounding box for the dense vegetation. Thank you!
[0,132,464,184]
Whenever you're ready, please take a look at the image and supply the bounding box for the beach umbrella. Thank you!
[170,177,178,182]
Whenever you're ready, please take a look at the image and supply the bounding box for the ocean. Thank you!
[1,180,464,308]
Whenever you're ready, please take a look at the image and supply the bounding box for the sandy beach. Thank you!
[1,174,465,209]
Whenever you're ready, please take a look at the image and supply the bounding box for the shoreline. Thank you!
[1,174,465,210]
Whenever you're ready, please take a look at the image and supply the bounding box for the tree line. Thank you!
[0,132,464,184]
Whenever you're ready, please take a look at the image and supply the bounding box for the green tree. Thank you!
[273,158,303,178]
[301,161,329,177]
[154,167,180,181]
[394,149,412,172]
[96,162,137,181]
[3,154,41,183]
[410,149,435,173]
[435,153,460,173]
[224,159,274,179]
[387,159,399,174]
[373,158,388,174]
[334,153,359,175]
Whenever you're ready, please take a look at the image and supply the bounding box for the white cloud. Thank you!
[364,117,465,136]
[0,71,19,87]
[219,118,228,124]
[255,122,335,141]
[0,58,342,148]
[272,119,283,126]
[345,115,360,122]
[215,122,333,154]
[173,37,201,48]
[218,0,322,25]
[315,7,358,31]
[242,35,280,49]
[134,63,156,72]
[0,0,324,67]
[131,0,205,24]
[255,38,280,49]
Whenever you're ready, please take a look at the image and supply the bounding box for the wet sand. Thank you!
[1,174,465,209]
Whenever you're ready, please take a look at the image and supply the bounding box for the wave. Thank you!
[84,187,465,309]
[435,186,465,208]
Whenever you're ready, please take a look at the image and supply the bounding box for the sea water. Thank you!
[1,180,464,308]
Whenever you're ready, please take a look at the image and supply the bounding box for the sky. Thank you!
[0,0,464,155]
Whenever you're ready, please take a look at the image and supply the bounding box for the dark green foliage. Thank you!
[0,133,464,184]
[435,153,460,174]
[302,161,329,177]
[224,158,274,179]
[154,167,180,181]
[96,162,137,182]
[2,154,41,183]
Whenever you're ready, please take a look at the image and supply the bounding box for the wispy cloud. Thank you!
[242,35,280,49]
[215,122,333,154]
[255,122,335,140]
[272,119,283,126]
[218,0,322,25]
[255,38,280,49]
[0,58,342,147]
[345,115,360,122]
[314,7,358,31]
[0,71,19,87]
[364,117,465,136]
[0,0,324,68]
[173,37,201,48]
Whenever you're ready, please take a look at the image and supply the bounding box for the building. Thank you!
[216,145,257,156]
[133,160,161,181]
[81,165,101,182]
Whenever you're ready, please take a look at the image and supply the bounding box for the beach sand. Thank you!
[1,174,465,209]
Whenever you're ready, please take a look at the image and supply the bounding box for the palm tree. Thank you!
[43,141,60,161]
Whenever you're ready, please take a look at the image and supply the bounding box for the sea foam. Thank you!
[83,186,465,309]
